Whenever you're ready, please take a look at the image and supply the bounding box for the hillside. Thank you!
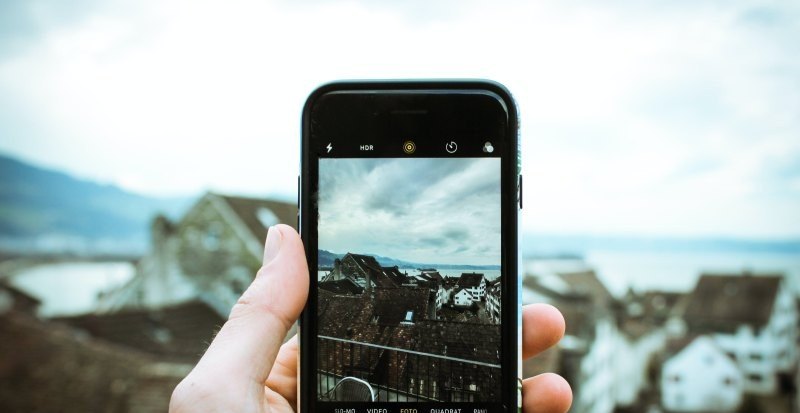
[0,153,193,254]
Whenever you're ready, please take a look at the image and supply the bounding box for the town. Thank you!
[317,252,503,401]
[0,193,797,412]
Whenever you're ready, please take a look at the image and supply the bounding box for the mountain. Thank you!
[0,153,195,254]
[317,249,501,270]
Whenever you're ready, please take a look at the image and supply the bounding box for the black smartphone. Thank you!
[299,80,520,413]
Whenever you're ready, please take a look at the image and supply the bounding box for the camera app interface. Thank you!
[317,157,502,403]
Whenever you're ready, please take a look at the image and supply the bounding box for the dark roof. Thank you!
[55,300,225,363]
[683,273,783,334]
[318,278,364,295]
[619,290,686,339]
[420,271,443,282]
[381,266,408,285]
[557,270,615,308]
[457,272,485,288]
[558,296,595,339]
[348,253,382,272]
[371,288,430,326]
[0,312,190,412]
[343,253,399,288]
[217,194,297,244]
[415,320,501,364]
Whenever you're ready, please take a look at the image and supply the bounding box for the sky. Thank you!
[0,0,798,239]
[318,158,501,266]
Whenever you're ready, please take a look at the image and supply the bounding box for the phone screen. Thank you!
[302,84,518,413]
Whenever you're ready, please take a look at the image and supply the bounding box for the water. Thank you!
[581,250,800,297]
[317,269,502,281]
[10,262,135,316]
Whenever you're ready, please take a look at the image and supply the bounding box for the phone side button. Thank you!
[518,174,523,209]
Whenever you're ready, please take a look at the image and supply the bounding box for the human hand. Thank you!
[170,224,572,413]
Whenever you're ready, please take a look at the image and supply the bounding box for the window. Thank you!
[747,374,763,382]
[749,353,763,361]
[723,377,735,386]
[669,375,681,383]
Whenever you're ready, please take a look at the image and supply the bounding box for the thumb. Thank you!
[190,224,309,386]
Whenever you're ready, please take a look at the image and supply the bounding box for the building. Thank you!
[661,336,744,412]
[486,278,501,324]
[614,290,686,408]
[96,192,297,317]
[453,288,474,307]
[55,300,226,363]
[317,284,499,401]
[0,296,190,413]
[455,272,486,301]
[322,253,406,291]
[522,269,620,413]
[682,273,798,395]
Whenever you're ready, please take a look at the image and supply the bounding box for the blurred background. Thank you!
[0,0,798,412]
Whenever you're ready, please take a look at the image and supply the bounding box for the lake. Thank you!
[10,262,135,316]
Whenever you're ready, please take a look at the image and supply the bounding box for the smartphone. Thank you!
[299,80,520,413]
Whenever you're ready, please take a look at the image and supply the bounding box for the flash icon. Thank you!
[326,143,332,153]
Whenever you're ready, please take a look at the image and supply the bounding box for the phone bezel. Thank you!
[300,80,520,412]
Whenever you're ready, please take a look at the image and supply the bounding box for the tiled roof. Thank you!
[372,288,431,326]
[0,312,190,412]
[217,194,297,244]
[319,278,364,295]
[55,300,225,363]
[557,270,614,309]
[456,273,485,288]
[683,273,782,334]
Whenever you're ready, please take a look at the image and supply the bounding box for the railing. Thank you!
[317,335,501,402]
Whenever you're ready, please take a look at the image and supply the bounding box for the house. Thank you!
[322,253,402,291]
[661,335,744,412]
[0,279,41,315]
[614,290,686,408]
[455,272,486,301]
[0,300,191,413]
[486,278,501,324]
[682,272,798,395]
[318,278,364,295]
[317,284,499,402]
[96,192,297,317]
[522,269,620,413]
[453,288,474,307]
[412,320,502,401]
[55,300,226,363]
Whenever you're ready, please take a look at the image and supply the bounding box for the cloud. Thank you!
[0,0,798,237]
[318,158,501,265]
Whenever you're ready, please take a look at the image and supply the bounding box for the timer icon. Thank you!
[445,141,458,154]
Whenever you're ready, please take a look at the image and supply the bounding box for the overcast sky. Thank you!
[0,0,798,238]
[318,158,501,265]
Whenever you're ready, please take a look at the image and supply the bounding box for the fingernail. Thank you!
[263,226,283,265]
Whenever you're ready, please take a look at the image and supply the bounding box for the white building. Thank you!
[486,279,501,324]
[453,288,474,307]
[661,336,743,412]
[455,273,486,301]
[682,273,798,395]
[523,268,621,413]
[613,290,685,408]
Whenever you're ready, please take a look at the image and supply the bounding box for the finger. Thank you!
[190,224,309,385]
[522,373,572,413]
[522,303,565,360]
[265,335,300,407]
